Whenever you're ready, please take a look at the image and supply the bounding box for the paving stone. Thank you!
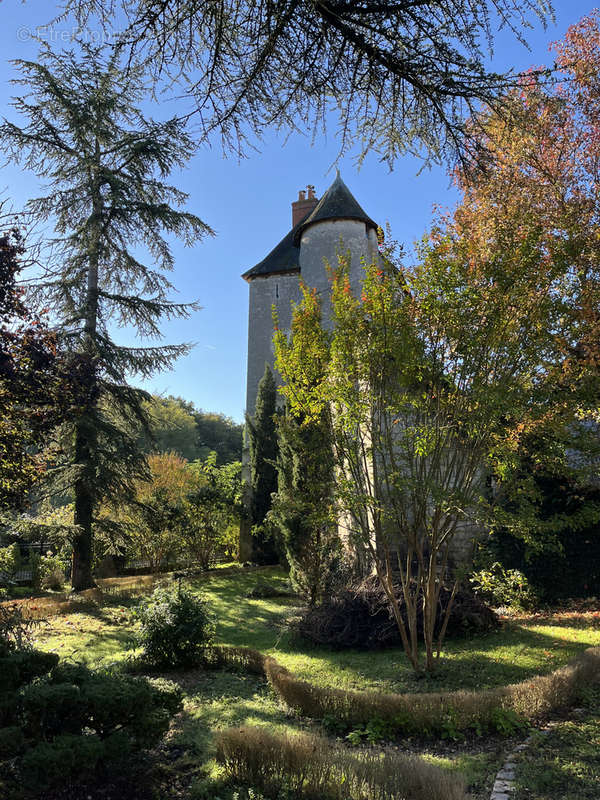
[497,768,516,780]
[493,779,515,793]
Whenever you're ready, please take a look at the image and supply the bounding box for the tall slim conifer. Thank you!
[0,44,212,589]
[246,364,278,563]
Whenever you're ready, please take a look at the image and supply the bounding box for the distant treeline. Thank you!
[138,395,243,465]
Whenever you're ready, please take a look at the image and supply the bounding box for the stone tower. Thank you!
[242,172,380,416]
[240,173,380,560]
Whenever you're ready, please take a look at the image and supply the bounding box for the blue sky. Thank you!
[0,1,594,422]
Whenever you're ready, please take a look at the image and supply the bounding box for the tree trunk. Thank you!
[72,421,96,590]
[71,146,101,592]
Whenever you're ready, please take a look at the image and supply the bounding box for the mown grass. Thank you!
[29,566,600,800]
[513,696,600,799]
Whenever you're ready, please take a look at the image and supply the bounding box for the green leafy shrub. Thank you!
[0,651,59,692]
[0,725,24,758]
[136,584,215,668]
[0,544,21,587]
[20,733,105,789]
[489,707,529,736]
[470,562,537,610]
[38,553,67,591]
[0,648,183,793]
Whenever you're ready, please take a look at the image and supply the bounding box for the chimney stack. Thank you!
[291,184,318,227]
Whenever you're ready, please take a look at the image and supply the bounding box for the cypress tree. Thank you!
[271,408,338,605]
[0,44,212,589]
[246,364,278,563]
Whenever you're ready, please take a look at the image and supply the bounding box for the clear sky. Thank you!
[0,1,595,422]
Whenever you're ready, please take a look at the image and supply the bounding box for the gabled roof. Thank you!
[242,172,378,281]
[292,171,377,245]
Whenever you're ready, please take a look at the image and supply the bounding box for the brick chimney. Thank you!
[291,184,318,227]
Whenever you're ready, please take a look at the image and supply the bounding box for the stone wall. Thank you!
[245,271,302,417]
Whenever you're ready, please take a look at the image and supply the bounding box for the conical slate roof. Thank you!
[242,173,377,281]
[293,171,377,245]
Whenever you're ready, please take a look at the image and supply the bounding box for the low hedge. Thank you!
[212,644,600,737]
[216,725,466,800]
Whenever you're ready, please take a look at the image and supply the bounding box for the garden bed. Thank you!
[20,567,600,800]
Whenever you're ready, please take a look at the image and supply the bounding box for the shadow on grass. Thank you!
[159,667,297,758]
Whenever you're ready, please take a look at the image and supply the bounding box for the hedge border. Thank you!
[211,644,600,736]
[216,725,466,800]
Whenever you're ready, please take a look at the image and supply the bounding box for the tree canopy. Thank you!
[273,16,600,668]
[63,0,553,165]
[138,395,243,464]
[0,44,211,588]
[0,223,78,512]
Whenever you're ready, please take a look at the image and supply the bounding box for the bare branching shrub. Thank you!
[0,601,40,651]
[293,577,499,649]
[216,726,465,800]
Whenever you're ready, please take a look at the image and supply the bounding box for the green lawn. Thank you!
[513,699,600,799]
[31,566,600,800]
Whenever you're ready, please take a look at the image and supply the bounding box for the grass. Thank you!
[513,698,600,799]
[27,566,600,800]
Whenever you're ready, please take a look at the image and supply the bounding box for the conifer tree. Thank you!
[245,364,278,563]
[271,408,338,605]
[0,44,212,589]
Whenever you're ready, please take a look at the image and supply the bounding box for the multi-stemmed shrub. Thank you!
[136,583,215,668]
[292,576,499,650]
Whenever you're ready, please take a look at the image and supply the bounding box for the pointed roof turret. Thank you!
[292,171,377,244]
[241,174,378,281]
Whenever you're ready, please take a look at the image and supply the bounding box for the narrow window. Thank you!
[276,283,279,299]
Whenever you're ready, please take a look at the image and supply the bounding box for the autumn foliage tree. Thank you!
[274,14,600,669]
[116,452,196,571]
[0,223,77,512]
[452,11,600,546]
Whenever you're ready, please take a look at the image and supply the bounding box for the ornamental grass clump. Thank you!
[216,726,465,800]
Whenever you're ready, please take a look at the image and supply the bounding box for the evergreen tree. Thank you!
[66,0,551,167]
[271,408,338,606]
[245,365,278,563]
[0,44,212,589]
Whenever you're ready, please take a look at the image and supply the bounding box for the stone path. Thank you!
[490,738,531,799]
[489,709,586,799]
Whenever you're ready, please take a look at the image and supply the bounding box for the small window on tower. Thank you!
[275,283,279,299]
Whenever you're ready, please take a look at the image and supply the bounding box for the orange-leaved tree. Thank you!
[274,16,600,673]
